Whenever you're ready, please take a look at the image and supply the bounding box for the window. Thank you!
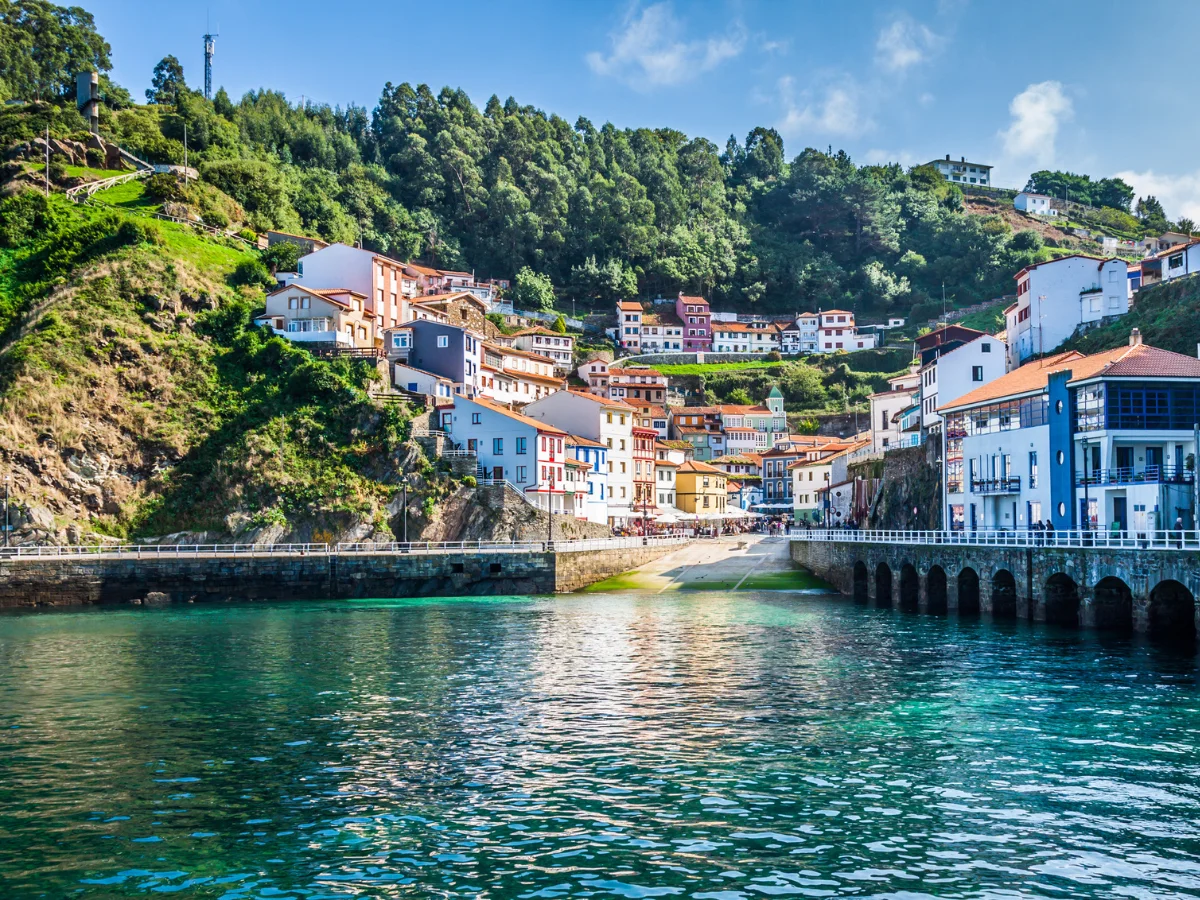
[437,335,449,348]
[516,466,527,483]
[516,437,527,455]
[1029,452,1038,488]
[606,412,613,424]
[1169,253,1184,269]
[471,413,481,425]
[981,343,991,353]
[492,438,504,455]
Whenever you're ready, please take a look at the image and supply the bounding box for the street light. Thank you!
[399,477,409,542]
[1081,437,1091,531]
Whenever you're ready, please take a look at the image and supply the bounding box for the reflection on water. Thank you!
[1,592,1198,898]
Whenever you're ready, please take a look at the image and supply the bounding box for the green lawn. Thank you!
[654,359,793,375]
[954,300,1008,334]
[63,163,126,181]
[94,178,155,210]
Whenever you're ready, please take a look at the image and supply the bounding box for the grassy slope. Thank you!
[1063,275,1200,356]
[0,195,411,542]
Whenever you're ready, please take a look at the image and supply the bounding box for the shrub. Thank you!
[229,257,273,290]
[144,172,186,202]
[116,218,163,246]
[86,147,104,168]
[462,475,477,488]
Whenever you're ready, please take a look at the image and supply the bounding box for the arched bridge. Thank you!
[790,530,1199,641]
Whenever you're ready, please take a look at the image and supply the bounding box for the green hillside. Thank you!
[0,193,412,542]
[1065,275,1200,356]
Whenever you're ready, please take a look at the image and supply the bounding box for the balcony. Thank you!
[1075,465,1195,487]
[971,476,1021,495]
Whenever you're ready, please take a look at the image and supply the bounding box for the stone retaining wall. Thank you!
[0,542,685,608]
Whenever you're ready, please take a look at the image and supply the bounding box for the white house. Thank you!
[1015,192,1057,216]
[711,321,784,354]
[919,332,1007,431]
[616,300,643,352]
[510,327,575,374]
[1007,255,1131,370]
[607,367,668,404]
[478,343,562,405]
[926,155,993,187]
[445,394,571,514]
[868,370,920,453]
[297,243,411,329]
[393,363,454,401]
[258,283,376,348]
[523,390,637,524]
[1139,240,1199,290]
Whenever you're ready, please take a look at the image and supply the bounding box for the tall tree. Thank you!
[0,0,112,101]
[146,55,184,105]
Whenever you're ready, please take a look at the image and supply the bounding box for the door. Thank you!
[1146,446,1163,480]
[969,503,977,531]
[1132,502,1151,534]
[1113,496,1127,532]
[1115,446,1133,479]
[492,466,503,481]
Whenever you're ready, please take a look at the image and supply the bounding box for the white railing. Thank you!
[788,528,1200,551]
[411,426,451,439]
[65,167,149,201]
[0,535,691,562]
[442,448,476,458]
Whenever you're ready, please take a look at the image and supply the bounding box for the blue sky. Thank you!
[85,0,1200,220]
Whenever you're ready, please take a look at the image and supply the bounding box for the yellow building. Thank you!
[675,460,727,516]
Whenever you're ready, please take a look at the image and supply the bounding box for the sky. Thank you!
[83,0,1200,220]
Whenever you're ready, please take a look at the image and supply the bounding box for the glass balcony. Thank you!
[971,477,1021,495]
[1075,465,1195,487]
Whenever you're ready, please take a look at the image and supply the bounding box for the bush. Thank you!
[144,172,186,202]
[116,218,163,246]
[0,191,62,248]
[86,147,105,168]
[462,475,477,488]
[229,257,273,290]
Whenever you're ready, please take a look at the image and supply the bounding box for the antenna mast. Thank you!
[203,24,218,100]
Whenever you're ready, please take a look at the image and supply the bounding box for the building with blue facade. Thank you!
[940,331,1200,533]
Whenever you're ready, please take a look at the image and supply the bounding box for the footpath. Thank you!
[591,534,807,592]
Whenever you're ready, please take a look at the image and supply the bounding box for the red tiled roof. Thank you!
[617,301,643,311]
[462,395,567,434]
[1073,343,1200,380]
[564,389,635,409]
[678,459,725,475]
[566,433,606,448]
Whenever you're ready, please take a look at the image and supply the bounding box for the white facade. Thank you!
[1008,256,1131,369]
[297,243,410,328]
[711,323,783,354]
[446,395,571,514]
[920,335,1007,430]
[869,372,920,453]
[393,364,454,401]
[566,437,610,525]
[511,329,575,373]
[523,391,637,522]
[1015,192,1057,216]
[1139,241,1200,290]
[927,156,992,186]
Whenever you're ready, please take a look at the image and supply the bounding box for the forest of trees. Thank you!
[0,0,1190,320]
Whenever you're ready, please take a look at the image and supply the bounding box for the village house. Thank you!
[916,326,1007,433]
[523,390,638,525]
[606,367,668,404]
[926,154,993,186]
[1014,192,1057,216]
[478,343,562,405]
[265,229,328,255]
[258,283,377,349]
[1005,255,1131,370]
[616,300,644,352]
[392,363,454,402]
[939,330,1200,533]
[410,291,491,336]
[710,320,785,354]
[675,460,728,517]
[405,320,482,397]
[818,310,877,352]
[444,394,571,515]
[632,413,658,518]
[638,310,685,352]
[676,293,712,352]
[510,328,575,374]
[566,434,609,525]
[297,243,412,329]
[868,369,921,453]
[579,357,611,394]
[1138,239,1199,290]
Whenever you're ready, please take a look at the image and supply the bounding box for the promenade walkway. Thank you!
[602,534,801,592]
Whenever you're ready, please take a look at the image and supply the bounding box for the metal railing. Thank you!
[65,168,148,200]
[788,528,1200,550]
[970,476,1021,495]
[0,535,690,562]
[1075,465,1195,487]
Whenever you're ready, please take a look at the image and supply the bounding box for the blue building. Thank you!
[941,331,1200,532]
[405,320,482,397]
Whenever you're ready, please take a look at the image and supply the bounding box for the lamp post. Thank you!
[547,489,553,547]
[3,474,9,548]
[399,477,409,543]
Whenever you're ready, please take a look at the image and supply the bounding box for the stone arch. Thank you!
[1092,576,1133,633]
[875,563,893,608]
[992,569,1017,620]
[958,567,981,616]
[899,563,919,612]
[926,565,948,615]
[1149,580,1196,645]
[1045,573,1081,627]
[852,561,869,603]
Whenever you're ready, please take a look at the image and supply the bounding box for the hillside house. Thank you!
[926,154,993,186]
[1015,192,1056,216]
[616,301,643,351]
[405,320,482,397]
[297,243,411,328]
[676,294,712,352]
[510,328,575,373]
[258,284,376,348]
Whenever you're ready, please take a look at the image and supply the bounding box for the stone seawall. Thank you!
[790,538,1200,635]
[0,542,684,608]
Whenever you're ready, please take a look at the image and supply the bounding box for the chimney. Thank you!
[945,154,950,161]
[1129,327,1142,347]
[961,156,966,162]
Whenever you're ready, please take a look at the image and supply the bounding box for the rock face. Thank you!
[7,134,130,171]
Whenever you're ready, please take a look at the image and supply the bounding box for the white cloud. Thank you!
[1000,81,1073,165]
[864,149,918,167]
[586,3,745,90]
[875,17,941,72]
[1114,168,1200,223]
[918,91,935,107]
[777,76,872,139]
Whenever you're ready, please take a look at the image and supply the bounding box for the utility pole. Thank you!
[44,122,49,196]
[183,122,188,182]
[4,475,9,548]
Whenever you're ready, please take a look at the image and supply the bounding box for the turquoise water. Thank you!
[1,592,1199,898]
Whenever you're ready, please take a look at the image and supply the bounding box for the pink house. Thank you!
[675,293,712,352]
